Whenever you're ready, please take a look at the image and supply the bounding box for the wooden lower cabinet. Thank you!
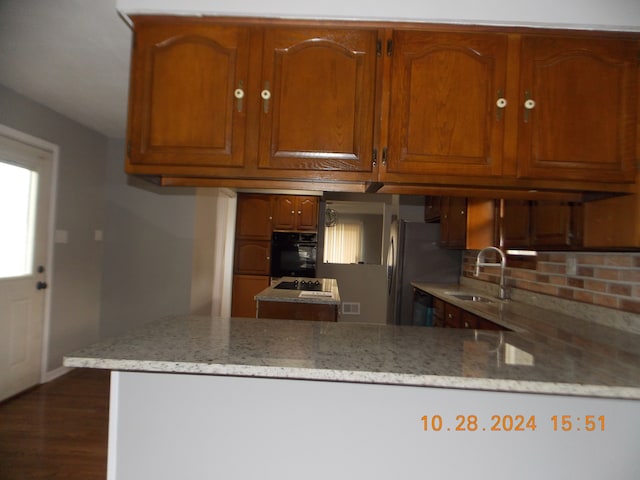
[431,295,508,330]
[231,275,270,318]
[256,301,338,322]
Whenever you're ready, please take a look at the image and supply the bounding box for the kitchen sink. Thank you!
[445,293,494,303]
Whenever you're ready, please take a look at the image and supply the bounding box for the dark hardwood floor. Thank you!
[0,368,110,480]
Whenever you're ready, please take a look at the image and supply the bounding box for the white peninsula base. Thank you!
[108,371,640,479]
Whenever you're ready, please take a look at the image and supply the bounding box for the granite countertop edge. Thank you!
[63,355,640,400]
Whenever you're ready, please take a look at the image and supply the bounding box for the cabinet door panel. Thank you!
[231,275,270,318]
[501,200,531,248]
[128,22,250,168]
[272,196,296,230]
[440,197,467,248]
[296,197,319,231]
[236,194,272,239]
[386,31,508,178]
[530,201,572,248]
[518,35,637,182]
[234,241,271,275]
[258,28,378,174]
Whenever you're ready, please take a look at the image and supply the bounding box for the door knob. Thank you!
[36,281,48,290]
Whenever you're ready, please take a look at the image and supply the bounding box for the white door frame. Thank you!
[0,124,59,384]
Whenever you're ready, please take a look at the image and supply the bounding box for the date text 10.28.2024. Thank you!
[421,415,606,432]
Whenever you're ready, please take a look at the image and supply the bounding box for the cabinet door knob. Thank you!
[261,82,271,113]
[234,81,245,112]
[523,91,536,123]
[496,98,507,109]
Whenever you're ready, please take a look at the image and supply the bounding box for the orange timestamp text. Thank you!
[421,414,606,432]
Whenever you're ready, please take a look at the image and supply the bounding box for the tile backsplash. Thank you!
[463,251,640,315]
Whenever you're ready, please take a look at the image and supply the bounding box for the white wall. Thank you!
[117,0,640,31]
[0,84,107,373]
[99,139,196,338]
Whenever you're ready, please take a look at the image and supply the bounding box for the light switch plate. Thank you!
[55,229,68,244]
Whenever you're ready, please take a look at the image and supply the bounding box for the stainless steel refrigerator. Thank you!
[386,219,462,325]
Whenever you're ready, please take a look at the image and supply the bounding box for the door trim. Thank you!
[0,124,59,384]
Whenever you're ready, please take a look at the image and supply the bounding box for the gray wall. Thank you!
[0,84,198,371]
[99,139,196,338]
[0,84,107,372]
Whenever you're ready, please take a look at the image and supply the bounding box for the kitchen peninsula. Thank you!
[254,277,340,322]
[65,304,640,479]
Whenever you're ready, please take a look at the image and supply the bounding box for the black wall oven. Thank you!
[270,232,317,278]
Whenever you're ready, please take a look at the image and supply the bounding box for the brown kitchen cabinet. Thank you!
[424,196,441,222]
[439,197,467,248]
[501,200,583,249]
[255,27,379,180]
[124,17,638,194]
[501,200,531,248]
[256,300,338,322]
[516,35,637,183]
[126,16,380,183]
[234,240,271,275]
[126,20,251,172]
[381,28,637,188]
[583,176,640,248]
[236,194,273,239]
[271,196,319,231]
[231,275,270,318]
[431,295,506,330]
[384,30,508,179]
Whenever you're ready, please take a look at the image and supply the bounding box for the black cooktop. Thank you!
[274,279,323,291]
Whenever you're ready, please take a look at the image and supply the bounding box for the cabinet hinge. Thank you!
[386,39,393,56]
[372,148,378,167]
[381,147,388,166]
[376,40,382,57]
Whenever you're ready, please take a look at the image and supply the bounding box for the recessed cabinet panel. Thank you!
[385,31,508,178]
[530,201,572,248]
[502,200,531,248]
[517,35,637,182]
[128,21,250,167]
[234,240,271,275]
[440,197,467,248]
[236,194,272,239]
[258,28,378,173]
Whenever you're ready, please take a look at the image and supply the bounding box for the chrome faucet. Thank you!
[474,246,509,300]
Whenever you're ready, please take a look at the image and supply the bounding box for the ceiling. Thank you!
[0,0,131,139]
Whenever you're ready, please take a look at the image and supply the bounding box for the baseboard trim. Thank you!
[42,365,73,383]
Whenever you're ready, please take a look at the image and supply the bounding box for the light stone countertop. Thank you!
[64,310,640,399]
[411,282,640,370]
[254,277,340,305]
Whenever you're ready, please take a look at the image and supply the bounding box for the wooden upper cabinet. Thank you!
[257,27,379,178]
[236,194,272,239]
[501,200,531,248]
[272,195,319,231]
[501,200,583,249]
[385,31,508,179]
[517,35,638,183]
[440,197,467,248]
[127,20,250,171]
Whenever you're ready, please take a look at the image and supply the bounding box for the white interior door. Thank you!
[0,132,54,401]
